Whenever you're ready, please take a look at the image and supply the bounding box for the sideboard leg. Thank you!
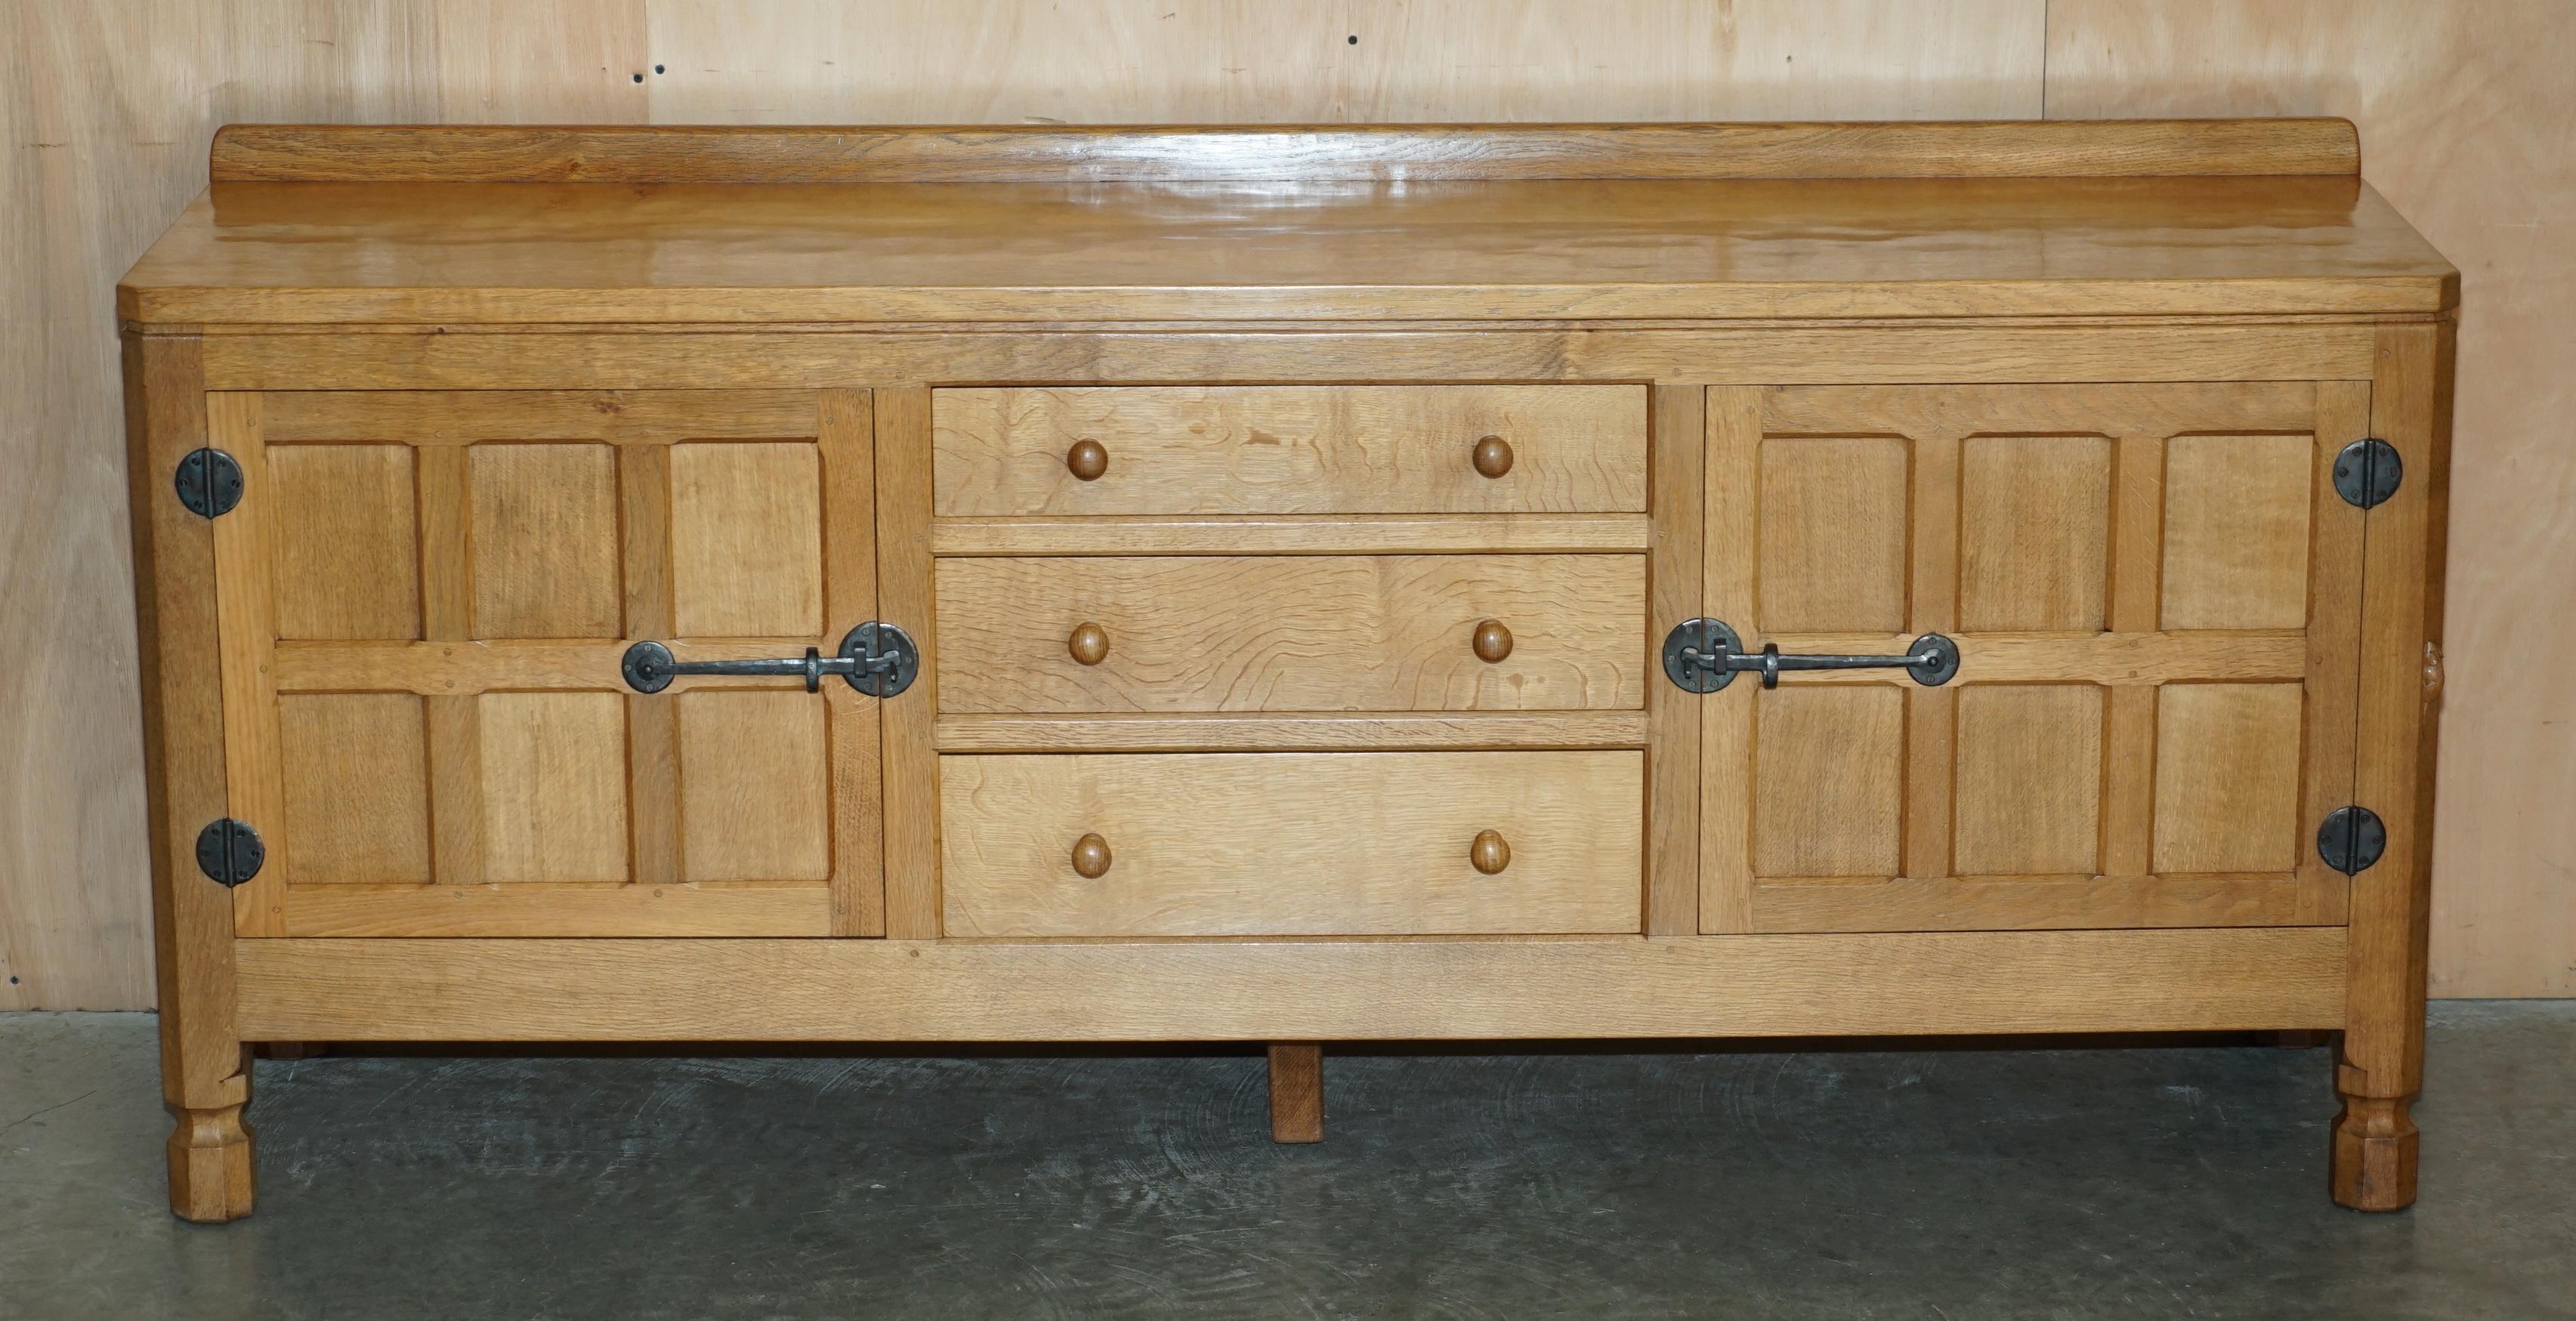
[1268,1042,1324,1144]
[2331,1091,2419,1211]
[127,333,258,1223]
[168,1100,258,1224]
[2330,323,2452,1215]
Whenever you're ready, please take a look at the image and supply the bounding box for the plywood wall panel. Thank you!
[2046,0,2576,996]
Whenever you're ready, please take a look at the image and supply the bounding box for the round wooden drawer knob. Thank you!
[1067,438,1109,481]
[1471,618,1513,663]
[1071,832,1113,878]
[1067,622,1110,665]
[1471,434,1513,479]
[1469,829,1511,875]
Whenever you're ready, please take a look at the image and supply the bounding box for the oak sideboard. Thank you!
[118,119,2456,1221]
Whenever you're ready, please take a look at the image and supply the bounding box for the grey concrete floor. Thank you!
[2,1007,2571,1319]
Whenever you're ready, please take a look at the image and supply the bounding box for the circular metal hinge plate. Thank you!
[620,640,677,693]
[843,622,920,697]
[194,818,266,887]
[1909,633,1963,687]
[2332,439,2403,510]
[2317,805,2387,875]
[1661,617,1740,693]
[174,449,245,518]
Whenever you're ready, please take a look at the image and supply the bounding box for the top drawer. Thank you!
[931,385,1648,517]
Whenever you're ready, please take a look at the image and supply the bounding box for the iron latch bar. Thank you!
[1662,618,1962,693]
[621,622,919,696]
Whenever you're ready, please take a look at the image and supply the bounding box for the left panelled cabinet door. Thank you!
[205,390,883,937]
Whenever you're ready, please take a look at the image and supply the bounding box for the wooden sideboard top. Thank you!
[120,120,2455,326]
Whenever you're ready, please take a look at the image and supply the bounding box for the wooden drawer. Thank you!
[935,554,1645,713]
[931,386,1647,516]
[941,751,1644,936]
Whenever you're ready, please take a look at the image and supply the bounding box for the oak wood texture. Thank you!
[933,712,1649,754]
[121,174,2452,326]
[122,333,255,1221]
[1697,383,2363,935]
[2334,323,2456,1211]
[2042,0,2574,1002]
[93,109,2460,1215]
[202,388,885,938]
[934,555,1646,714]
[875,388,943,939]
[26,8,2556,1020]
[205,120,2363,184]
[931,515,1650,558]
[1644,385,1706,937]
[230,929,2350,1042]
[192,325,2383,393]
[1268,1042,1324,1144]
[940,752,1642,937]
[932,387,1647,517]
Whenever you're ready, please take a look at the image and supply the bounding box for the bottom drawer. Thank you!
[940,751,1642,937]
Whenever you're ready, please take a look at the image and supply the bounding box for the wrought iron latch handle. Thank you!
[621,622,919,696]
[1662,618,1960,693]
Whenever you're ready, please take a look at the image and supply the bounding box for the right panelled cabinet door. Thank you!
[1694,382,2373,935]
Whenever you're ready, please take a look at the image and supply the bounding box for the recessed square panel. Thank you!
[677,690,832,881]
[477,691,629,883]
[1752,686,1904,877]
[1954,684,2103,875]
[1757,437,1910,633]
[469,443,622,639]
[670,442,824,638]
[278,693,429,883]
[1958,435,2111,632]
[2154,683,2305,872]
[2162,435,2314,631]
[268,445,420,640]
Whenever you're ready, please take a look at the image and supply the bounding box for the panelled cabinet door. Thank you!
[1697,383,2370,934]
[205,390,883,937]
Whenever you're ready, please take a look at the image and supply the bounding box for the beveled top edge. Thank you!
[209,119,2362,184]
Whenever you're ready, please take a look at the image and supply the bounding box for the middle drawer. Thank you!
[935,554,1646,712]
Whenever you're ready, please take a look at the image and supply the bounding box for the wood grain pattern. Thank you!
[276,694,430,884]
[1957,436,2111,632]
[935,554,1646,714]
[230,928,2353,1042]
[2337,322,2454,1209]
[874,388,942,938]
[466,443,622,640]
[1705,381,2368,937]
[933,386,1647,516]
[196,326,2384,394]
[669,441,824,638]
[2044,0,2559,998]
[1645,385,1704,936]
[1752,874,2325,933]
[280,884,829,939]
[930,514,1649,557]
[940,752,1643,937]
[205,393,290,936]
[264,444,421,640]
[1952,685,2105,877]
[122,168,2454,325]
[1268,1042,1324,1144]
[120,334,252,1217]
[23,8,2532,1011]
[934,711,1648,753]
[205,119,2361,184]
